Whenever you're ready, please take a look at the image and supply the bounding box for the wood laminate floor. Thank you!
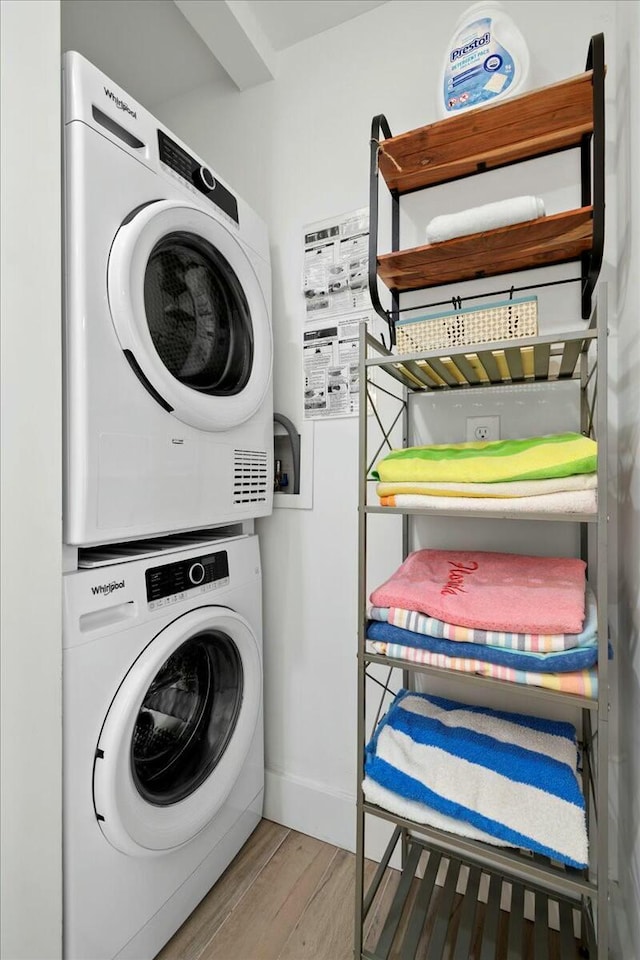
[157,819,581,960]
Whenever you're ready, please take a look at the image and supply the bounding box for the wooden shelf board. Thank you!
[377,208,593,292]
[378,70,594,192]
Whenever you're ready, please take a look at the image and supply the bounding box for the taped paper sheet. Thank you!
[303,314,371,420]
[302,208,373,420]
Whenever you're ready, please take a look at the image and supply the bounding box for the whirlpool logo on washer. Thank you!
[103,87,137,119]
[91,580,126,596]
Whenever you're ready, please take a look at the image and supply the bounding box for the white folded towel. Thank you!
[378,488,597,515]
[425,196,546,244]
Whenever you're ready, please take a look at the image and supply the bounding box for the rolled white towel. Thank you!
[425,196,546,244]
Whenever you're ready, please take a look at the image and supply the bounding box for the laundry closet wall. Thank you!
[156,0,632,924]
[1,2,62,958]
[613,0,640,952]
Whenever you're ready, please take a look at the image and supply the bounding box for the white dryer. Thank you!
[63,534,264,960]
[63,52,273,546]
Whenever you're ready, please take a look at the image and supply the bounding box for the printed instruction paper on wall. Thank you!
[303,314,369,420]
[302,208,372,420]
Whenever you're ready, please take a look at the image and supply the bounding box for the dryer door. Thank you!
[108,200,272,432]
[93,606,261,855]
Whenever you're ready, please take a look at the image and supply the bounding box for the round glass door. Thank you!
[93,607,261,855]
[108,201,272,432]
[143,233,253,398]
[132,631,243,806]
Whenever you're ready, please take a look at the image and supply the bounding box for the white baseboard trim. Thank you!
[264,768,402,866]
[264,767,355,851]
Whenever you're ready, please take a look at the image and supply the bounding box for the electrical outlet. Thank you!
[466,415,500,442]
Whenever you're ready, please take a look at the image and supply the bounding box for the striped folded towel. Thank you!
[364,691,588,867]
[368,587,598,653]
[366,620,598,672]
[372,433,597,484]
[364,776,515,847]
[368,641,599,698]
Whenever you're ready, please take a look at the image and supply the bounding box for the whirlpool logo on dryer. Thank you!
[91,580,126,596]
[103,87,137,118]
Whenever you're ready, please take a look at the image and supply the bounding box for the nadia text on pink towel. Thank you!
[370,549,586,634]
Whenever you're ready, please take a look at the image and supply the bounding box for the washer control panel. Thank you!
[145,550,230,608]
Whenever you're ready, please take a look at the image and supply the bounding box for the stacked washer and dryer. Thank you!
[62,52,273,960]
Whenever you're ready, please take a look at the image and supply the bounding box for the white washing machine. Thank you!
[63,534,264,960]
[63,51,273,546]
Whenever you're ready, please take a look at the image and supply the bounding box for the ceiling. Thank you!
[247,0,388,51]
[61,1,388,108]
[61,1,227,107]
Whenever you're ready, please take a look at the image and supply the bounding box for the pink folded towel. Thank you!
[370,549,586,634]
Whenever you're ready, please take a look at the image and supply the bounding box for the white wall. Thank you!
[156,0,618,854]
[0,2,63,959]
[614,1,640,952]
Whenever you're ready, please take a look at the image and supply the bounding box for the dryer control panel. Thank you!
[145,550,230,608]
[157,130,239,225]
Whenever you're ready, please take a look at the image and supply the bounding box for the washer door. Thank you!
[94,607,261,855]
[108,200,272,432]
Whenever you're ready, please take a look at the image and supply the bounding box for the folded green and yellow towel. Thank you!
[372,432,597,484]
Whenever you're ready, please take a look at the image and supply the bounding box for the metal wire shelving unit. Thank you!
[355,34,609,960]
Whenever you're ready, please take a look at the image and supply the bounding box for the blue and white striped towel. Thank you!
[364,691,588,868]
[365,620,599,672]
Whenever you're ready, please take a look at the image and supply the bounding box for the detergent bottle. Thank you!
[439,1,530,118]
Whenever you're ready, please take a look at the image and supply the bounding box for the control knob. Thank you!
[188,562,206,585]
[193,165,216,192]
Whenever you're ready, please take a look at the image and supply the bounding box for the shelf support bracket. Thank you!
[369,115,396,345]
[582,33,605,319]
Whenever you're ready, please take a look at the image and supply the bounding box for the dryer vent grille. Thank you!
[233,449,269,505]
